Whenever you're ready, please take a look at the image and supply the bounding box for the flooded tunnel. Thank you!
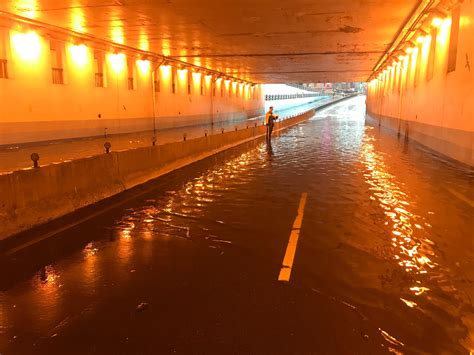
[0,0,473,354]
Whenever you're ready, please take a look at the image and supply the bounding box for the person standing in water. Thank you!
[265,106,279,141]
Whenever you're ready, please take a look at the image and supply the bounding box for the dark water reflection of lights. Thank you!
[360,133,437,302]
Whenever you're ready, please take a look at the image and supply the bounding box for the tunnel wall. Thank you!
[0,107,317,241]
[366,1,473,166]
[0,26,264,145]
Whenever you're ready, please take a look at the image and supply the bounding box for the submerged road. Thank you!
[0,96,473,354]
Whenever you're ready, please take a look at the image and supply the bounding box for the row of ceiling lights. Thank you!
[370,7,449,83]
[74,41,257,87]
[3,13,257,86]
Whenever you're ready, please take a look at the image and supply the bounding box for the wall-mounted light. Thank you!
[177,67,188,82]
[416,36,426,43]
[12,31,41,61]
[69,43,88,66]
[137,59,150,74]
[160,64,172,81]
[109,52,125,72]
[431,17,444,27]
[192,71,201,77]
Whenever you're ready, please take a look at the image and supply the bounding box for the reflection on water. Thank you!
[118,221,135,266]
[82,242,99,291]
[360,127,473,352]
[34,265,62,326]
[109,149,258,255]
[360,131,438,303]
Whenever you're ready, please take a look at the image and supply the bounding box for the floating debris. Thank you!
[136,302,149,312]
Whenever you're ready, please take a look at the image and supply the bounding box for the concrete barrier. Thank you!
[0,98,350,241]
[366,112,473,167]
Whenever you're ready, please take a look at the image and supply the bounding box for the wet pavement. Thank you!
[0,96,473,354]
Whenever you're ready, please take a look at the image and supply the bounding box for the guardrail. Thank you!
[264,92,326,101]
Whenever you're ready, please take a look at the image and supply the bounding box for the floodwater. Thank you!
[0,96,473,354]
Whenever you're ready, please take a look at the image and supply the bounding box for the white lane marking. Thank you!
[446,187,474,208]
[278,192,308,282]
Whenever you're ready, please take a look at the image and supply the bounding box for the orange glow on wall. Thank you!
[137,59,150,74]
[416,36,426,43]
[401,56,409,89]
[161,39,171,56]
[431,17,443,28]
[403,55,409,68]
[216,77,222,92]
[160,65,172,83]
[111,24,125,45]
[109,53,125,72]
[177,68,188,82]
[419,35,431,74]
[71,7,86,33]
[460,15,471,27]
[138,30,149,51]
[17,0,37,19]
[192,71,201,91]
[438,18,452,47]
[69,44,88,66]
[11,31,41,61]
[139,38,149,51]
[409,47,418,86]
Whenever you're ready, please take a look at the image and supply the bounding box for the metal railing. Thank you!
[52,68,64,85]
[265,92,325,101]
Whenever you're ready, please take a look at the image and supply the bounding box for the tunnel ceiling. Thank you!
[0,0,419,83]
